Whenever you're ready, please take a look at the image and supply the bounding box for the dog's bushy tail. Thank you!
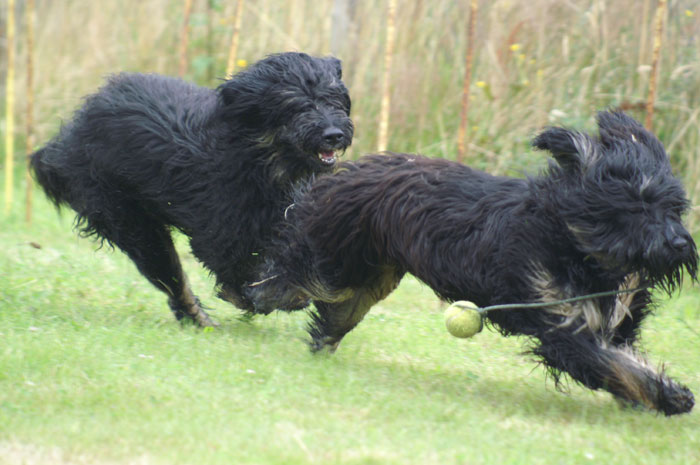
[29,146,71,209]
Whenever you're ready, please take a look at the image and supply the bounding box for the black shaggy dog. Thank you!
[247,111,698,415]
[31,52,353,326]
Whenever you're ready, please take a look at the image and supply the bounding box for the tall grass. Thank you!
[457,0,478,162]
[645,0,667,130]
[224,0,245,78]
[177,0,194,77]
[376,0,397,152]
[3,0,16,215]
[24,0,36,224]
[2,0,700,226]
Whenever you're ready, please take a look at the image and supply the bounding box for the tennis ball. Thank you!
[444,301,483,338]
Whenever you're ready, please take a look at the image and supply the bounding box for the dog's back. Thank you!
[72,73,217,165]
[286,153,525,293]
[31,74,217,207]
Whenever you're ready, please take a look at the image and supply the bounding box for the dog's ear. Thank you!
[220,85,237,106]
[325,57,342,79]
[219,79,257,108]
[217,80,266,127]
[597,110,643,135]
[218,75,246,107]
[596,110,668,161]
[532,127,597,173]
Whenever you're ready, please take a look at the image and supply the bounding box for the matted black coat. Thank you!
[31,52,354,325]
[247,111,697,415]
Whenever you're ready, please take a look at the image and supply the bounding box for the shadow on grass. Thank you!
[163,312,697,422]
[329,355,617,418]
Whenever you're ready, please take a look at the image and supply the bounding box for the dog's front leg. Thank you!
[533,330,694,415]
[308,298,373,352]
[307,267,404,352]
[168,279,218,328]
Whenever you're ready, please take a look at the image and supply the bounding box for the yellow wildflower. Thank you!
[509,43,521,52]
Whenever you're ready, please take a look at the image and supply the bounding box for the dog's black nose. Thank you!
[323,127,344,145]
[671,235,689,250]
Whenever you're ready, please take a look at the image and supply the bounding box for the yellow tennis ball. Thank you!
[444,301,483,338]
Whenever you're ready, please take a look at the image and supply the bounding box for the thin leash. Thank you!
[475,287,646,315]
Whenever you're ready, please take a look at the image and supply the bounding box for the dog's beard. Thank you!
[567,223,698,294]
[593,249,697,295]
[640,252,698,294]
[257,122,352,176]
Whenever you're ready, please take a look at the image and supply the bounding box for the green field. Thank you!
[2,187,700,465]
[3,1,700,463]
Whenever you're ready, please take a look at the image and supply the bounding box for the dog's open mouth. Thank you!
[318,150,337,165]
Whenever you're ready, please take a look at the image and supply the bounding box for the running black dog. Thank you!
[247,111,697,415]
[31,52,353,326]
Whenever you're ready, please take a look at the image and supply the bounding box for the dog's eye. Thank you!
[669,204,688,218]
[318,92,350,115]
[640,190,656,204]
[340,95,351,114]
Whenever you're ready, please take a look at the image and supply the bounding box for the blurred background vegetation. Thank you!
[2,0,700,225]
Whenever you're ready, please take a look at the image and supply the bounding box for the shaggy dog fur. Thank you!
[31,52,353,326]
[246,111,698,415]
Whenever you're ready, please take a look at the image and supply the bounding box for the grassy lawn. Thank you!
[2,193,700,465]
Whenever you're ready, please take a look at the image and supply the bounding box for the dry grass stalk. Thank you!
[25,0,36,224]
[457,0,478,163]
[286,0,299,50]
[4,0,16,215]
[377,0,398,153]
[226,0,245,78]
[330,0,351,56]
[206,0,215,82]
[178,0,194,77]
[637,0,651,72]
[645,0,667,131]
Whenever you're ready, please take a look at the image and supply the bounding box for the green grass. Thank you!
[2,191,700,465]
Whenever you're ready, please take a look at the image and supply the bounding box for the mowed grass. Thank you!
[2,192,700,465]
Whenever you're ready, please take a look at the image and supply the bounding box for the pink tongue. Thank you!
[321,151,334,160]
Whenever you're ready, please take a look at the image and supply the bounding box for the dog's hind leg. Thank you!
[307,267,404,352]
[126,229,216,327]
[533,330,694,415]
[88,208,217,327]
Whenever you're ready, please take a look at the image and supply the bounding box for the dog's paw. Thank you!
[193,310,219,328]
[309,336,341,354]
